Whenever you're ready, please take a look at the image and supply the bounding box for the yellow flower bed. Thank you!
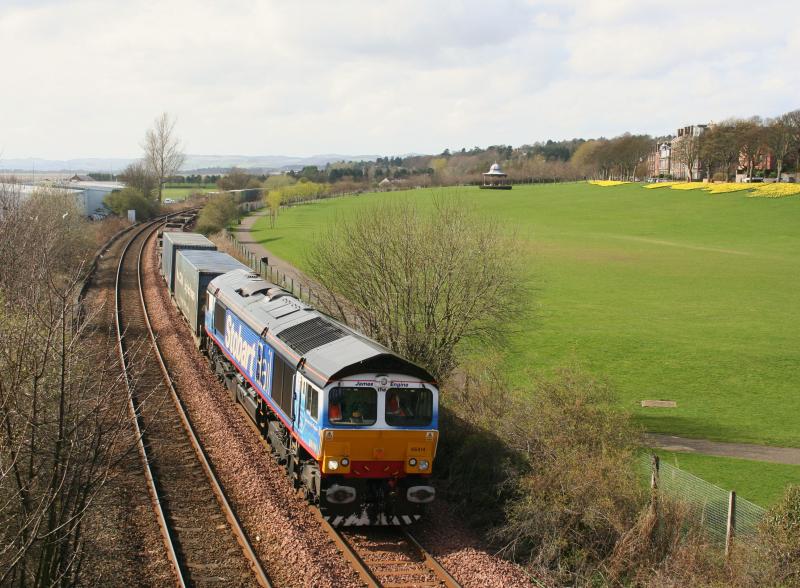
[748,183,800,198]
[668,183,707,190]
[588,180,629,186]
[639,180,800,198]
[644,182,680,189]
[704,183,752,194]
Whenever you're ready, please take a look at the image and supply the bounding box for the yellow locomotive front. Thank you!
[313,375,439,525]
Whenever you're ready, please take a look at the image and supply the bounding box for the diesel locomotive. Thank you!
[164,236,439,526]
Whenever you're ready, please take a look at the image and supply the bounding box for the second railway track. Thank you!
[114,218,271,587]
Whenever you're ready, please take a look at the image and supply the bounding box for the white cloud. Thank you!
[0,0,797,160]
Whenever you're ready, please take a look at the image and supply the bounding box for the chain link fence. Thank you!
[641,454,766,551]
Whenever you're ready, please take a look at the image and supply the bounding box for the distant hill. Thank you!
[0,154,381,173]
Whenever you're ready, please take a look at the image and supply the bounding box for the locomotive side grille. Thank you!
[276,317,346,355]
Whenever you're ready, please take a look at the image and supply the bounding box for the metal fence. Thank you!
[221,229,322,308]
[642,454,766,553]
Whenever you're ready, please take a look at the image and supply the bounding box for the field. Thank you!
[653,451,798,507]
[162,183,217,200]
[250,182,800,502]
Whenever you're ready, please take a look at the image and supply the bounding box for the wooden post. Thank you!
[650,454,660,490]
[726,491,736,557]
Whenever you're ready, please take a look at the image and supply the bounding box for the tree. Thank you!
[196,193,238,234]
[700,122,740,181]
[784,109,800,174]
[264,174,296,190]
[0,192,134,586]
[767,114,797,181]
[143,112,185,202]
[307,198,525,380]
[735,118,766,180]
[119,161,158,199]
[671,133,703,181]
[217,166,253,191]
[104,187,157,220]
[265,189,282,228]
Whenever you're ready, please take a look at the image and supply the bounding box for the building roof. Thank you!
[57,181,125,192]
[483,162,507,176]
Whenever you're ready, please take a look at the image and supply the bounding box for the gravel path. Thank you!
[644,433,800,465]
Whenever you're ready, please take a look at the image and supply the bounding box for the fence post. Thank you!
[726,491,736,557]
[650,454,660,490]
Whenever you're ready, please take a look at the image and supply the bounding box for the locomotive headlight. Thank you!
[408,458,417,467]
[340,457,350,467]
[418,460,429,471]
[327,459,339,471]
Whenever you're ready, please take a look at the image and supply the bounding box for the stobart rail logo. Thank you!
[224,314,256,372]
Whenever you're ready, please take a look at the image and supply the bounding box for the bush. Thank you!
[754,485,800,585]
[103,187,157,221]
[490,368,645,580]
[196,193,238,234]
[307,197,525,380]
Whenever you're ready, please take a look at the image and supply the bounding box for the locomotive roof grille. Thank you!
[276,317,346,355]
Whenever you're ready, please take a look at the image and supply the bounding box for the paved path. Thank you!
[236,210,800,469]
[645,434,800,466]
[231,209,332,308]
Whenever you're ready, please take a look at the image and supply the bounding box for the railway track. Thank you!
[114,219,271,587]
[319,519,461,588]
[233,396,459,588]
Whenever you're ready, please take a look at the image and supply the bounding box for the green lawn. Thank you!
[653,451,799,507]
[163,183,216,200]
[251,183,800,450]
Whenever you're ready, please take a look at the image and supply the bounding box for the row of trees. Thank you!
[673,112,800,182]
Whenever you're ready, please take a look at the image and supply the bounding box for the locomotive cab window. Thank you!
[328,387,376,426]
[304,382,319,421]
[385,388,433,427]
[213,300,227,334]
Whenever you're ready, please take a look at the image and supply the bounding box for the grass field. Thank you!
[251,183,800,452]
[162,183,216,200]
[653,451,799,507]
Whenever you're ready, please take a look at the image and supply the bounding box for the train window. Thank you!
[328,387,376,426]
[304,383,319,421]
[385,388,433,427]
[214,300,227,335]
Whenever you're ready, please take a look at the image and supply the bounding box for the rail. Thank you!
[114,216,271,587]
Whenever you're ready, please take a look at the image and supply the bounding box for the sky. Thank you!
[1,0,798,160]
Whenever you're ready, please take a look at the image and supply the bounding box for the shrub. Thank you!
[754,485,800,585]
[196,193,238,234]
[307,197,525,380]
[490,368,645,580]
[103,187,157,221]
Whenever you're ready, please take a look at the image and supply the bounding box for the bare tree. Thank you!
[307,197,526,381]
[671,133,702,181]
[766,115,796,182]
[735,118,766,181]
[143,112,186,202]
[780,109,800,176]
[0,191,134,586]
[119,161,159,200]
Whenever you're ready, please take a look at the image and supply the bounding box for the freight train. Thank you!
[161,232,439,526]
